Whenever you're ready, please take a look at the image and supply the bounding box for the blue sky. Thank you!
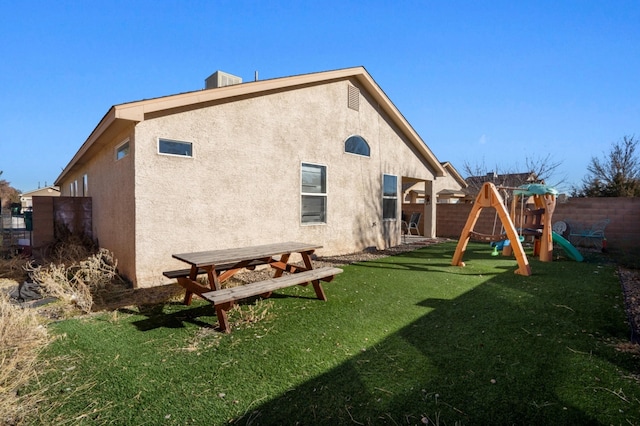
[1,1,639,193]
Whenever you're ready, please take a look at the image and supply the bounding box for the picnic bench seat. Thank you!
[162,259,269,280]
[202,266,343,333]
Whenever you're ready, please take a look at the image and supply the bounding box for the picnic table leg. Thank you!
[205,265,221,291]
[273,254,290,278]
[301,250,327,301]
[259,253,291,298]
[183,266,199,305]
[215,302,233,333]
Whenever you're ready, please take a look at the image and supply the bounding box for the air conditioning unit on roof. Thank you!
[205,71,242,89]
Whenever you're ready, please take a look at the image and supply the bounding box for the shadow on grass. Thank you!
[354,245,525,276]
[125,303,216,330]
[229,245,636,425]
[126,293,320,332]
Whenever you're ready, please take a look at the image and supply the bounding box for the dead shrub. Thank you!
[0,256,29,283]
[25,249,122,314]
[44,227,97,266]
[0,292,50,425]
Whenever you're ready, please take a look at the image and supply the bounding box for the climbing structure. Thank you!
[451,182,531,276]
[506,184,557,262]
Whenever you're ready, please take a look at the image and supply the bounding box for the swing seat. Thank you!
[452,182,532,276]
[469,231,508,243]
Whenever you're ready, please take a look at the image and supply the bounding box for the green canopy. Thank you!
[513,183,559,196]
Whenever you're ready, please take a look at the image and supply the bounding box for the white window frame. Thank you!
[158,138,193,158]
[115,138,130,161]
[382,174,398,220]
[301,162,327,225]
[344,135,371,157]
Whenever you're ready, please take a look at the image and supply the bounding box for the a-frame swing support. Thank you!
[451,182,532,276]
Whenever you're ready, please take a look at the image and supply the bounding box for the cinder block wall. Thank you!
[435,197,640,249]
[553,197,640,249]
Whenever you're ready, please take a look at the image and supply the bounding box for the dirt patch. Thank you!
[619,267,640,346]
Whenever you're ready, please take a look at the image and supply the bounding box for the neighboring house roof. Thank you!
[20,186,60,197]
[55,66,446,185]
[437,188,467,197]
[464,172,540,196]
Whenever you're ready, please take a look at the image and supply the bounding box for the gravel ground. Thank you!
[619,267,640,344]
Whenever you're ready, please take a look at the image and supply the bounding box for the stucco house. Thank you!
[20,186,60,210]
[403,162,467,205]
[55,67,448,288]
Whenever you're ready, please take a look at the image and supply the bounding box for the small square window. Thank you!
[158,138,193,157]
[116,139,130,160]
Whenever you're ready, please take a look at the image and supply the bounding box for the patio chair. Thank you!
[402,212,421,236]
[552,220,568,238]
[568,218,610,249]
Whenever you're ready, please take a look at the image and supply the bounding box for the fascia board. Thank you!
[351,72,446,177]
[113,67,368,121]
[113,66,445,177]
[55,108,134,186]
[442,162,469,188]
[57,66,445,184]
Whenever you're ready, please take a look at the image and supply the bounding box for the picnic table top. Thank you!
[172,241,322,268]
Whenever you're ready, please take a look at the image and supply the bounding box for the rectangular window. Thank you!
[69,182,75,196]
[158,138,193,157]
[116,139,130,160]
[301,163,327,224]
[82,174,88,196]
[382,174,398,220]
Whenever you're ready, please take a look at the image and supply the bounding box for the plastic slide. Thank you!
[552,231,584,262]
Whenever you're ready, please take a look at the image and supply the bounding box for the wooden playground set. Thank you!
[451,182,581,276]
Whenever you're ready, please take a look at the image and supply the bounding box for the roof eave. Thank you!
[56,66,445,184]
[441,162,469,188]
[351,72,446,177]
[55,108,137,186]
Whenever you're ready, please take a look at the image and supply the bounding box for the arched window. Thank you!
[344,135,370,157]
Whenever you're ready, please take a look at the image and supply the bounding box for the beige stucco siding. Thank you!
[132,80,436,287]
[58,126,137,282]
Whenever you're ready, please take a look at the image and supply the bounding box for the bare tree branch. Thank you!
[578,135,640,197]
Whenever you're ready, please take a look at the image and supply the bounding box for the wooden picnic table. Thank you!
[165,241,342,332]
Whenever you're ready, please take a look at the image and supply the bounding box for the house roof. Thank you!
[440,162,468,188]
[55,67,445,186]
[465,172,539,191]
[20,186,60,197]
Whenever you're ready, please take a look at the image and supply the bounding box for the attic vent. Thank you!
[348,85,360,111]
[205,71,242,89]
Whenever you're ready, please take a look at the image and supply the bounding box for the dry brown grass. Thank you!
[25,248,121,314]
[0,292,50,425]
[42,233,96,266]
[0,256,29,283]
[0,239,134,425]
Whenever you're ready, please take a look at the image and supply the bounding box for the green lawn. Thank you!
[34,242,639,425]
